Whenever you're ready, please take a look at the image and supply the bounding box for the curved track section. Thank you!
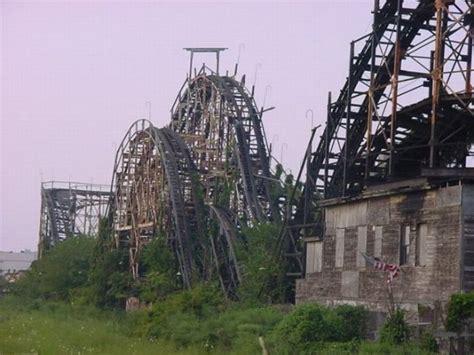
[171,71,276,223]
[108,71,284,297]
[110,120,204,287]
[209,205,243,299]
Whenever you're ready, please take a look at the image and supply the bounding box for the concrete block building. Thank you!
[297,177,474,325]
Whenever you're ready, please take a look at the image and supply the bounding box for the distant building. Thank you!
[0,250,37,281]
[297,177,474,330]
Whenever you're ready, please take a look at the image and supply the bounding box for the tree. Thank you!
[15,236,95,301]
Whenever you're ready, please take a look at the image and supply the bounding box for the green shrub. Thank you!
[236,223,287,304]
[315,339,361,354]
[446,291,474,332]
[85,218,136,308]
[357,340,434,354]
[334,304,369,340]
[138,237,178,302]
[206,305,286,352]
[380,309,410,345]
[69,286,96,306]
[158,283,224,319]
[419,332,438,353]
[14,236,95,301]
[144,284,224,339]
[131,287,286,353]
[12,219,134,309]
[155,312,205,347]
[269,303,368,354]
[88,247,133,308]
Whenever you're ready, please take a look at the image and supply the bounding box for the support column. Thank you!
[429,0,444,167]
[389,0,403,176]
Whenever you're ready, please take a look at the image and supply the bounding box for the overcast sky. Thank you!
[1,0,375,251]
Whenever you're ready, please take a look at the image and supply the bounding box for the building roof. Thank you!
[0,250,37,274]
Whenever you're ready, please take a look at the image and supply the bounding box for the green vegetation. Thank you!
[139,237,179,303]
[14,236,96,301]
[0,227,444,354]
[237,223,287,303]
[138,292,285,353]
[380,309,410,345]
[0,297,189,355]
[445,291,474,352]
[269,303,368,353]
[446,291,474,332]
[0,295,437,354]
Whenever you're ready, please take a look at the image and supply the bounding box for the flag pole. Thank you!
[387,282,395,317]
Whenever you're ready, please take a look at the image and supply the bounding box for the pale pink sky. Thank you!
[1,0,373,251]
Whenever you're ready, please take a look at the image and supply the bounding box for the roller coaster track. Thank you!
[38,2,472,302]
[283,0,473,279]
[38,181,110,258]
[209,205,243,300]
[171,71,276,223]
[106,67,283,298]
[110,120,205,286]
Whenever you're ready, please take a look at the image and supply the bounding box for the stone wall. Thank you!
[296,184,465,326]
[462,185,474,291]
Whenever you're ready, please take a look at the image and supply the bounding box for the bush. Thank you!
[0,275,13,295]
[446,291,474,332]
[419,332,438,353]
[236,223,287,303]
[88,247,133,308]
[128,285,287,353]
[149,284,223,321]
[14,236,95,301]
[380,309,410,345]
[138,237,178,303]
[334,304,369,340]
[14,222,134,308]
[206,304,286,352]
[86,219,136,308]
[269,303,369,354]
[139,284,225,340]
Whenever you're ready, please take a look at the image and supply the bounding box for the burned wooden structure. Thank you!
[108,54,284,298]
[37,1,472,309]
[284,0,473,276]
[287,0,474,325]
[110,121,203,285]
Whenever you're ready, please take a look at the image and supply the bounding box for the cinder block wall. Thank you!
[296,184,468,327]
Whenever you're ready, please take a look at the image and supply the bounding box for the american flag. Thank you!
[361,253,400,284]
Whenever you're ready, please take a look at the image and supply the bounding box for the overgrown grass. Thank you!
[2,235,441,354]
[129,287,289,354]
[0,296,197,355]
[0,295,287,355]
[0,296,436,355]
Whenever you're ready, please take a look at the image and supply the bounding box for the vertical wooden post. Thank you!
[343,43,354,197]
[389,0,402,176]
[366,0,379,180]
[430,0,444,167]
[324,92,331,199]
